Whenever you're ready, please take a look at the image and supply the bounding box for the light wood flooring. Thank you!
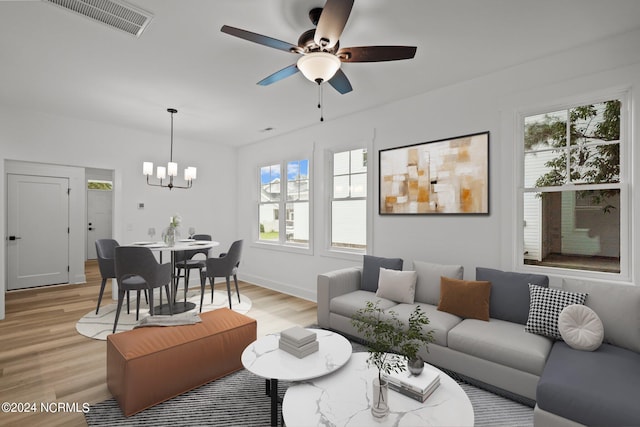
[0,260,317,427]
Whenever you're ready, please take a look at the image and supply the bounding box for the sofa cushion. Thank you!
[412,260,463,305]
[537,341,640,426]
[384,303,462,347]
[562,278,640,353]
[448,318,552,376]
[330,290,397,320]
[437,277,491,321]
[475,267,549,325]
[375,268,417,304]
[525,285,587,339]
[558,304,604,352]
[362,255,403,292]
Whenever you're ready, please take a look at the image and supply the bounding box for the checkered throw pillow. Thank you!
[525,284,588,339]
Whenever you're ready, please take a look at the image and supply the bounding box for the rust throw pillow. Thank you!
[437,277,491,321]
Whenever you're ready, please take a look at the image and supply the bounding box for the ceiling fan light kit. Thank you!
[143,108,196,190]
[297,52,341,84]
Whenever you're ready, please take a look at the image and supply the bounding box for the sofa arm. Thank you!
[317,267,362,328]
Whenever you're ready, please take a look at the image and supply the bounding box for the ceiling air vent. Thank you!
[43,0,153,37]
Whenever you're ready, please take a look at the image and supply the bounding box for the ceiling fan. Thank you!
[220,0,417,95]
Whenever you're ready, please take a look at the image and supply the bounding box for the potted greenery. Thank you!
[351,300,434,418]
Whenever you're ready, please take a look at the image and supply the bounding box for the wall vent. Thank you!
[43,0,153,37]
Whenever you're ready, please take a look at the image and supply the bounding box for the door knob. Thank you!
[7,236,22,241]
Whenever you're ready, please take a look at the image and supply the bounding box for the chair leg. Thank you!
[113,289,126,333]
[234,274,240,303]
[126,290,130,314]
[144,289,149,304]
[173,268,180,304]
[200,272,206,313]
[184,269,190,303]
[148,288,154,316]
[165,285,173,315]
[96,278,107,314]
[135,290,141,321]
[226,276,233,309]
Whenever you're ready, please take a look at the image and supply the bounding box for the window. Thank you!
[259,159,310,247]
[521,98,624,274]
[331,149,367,250]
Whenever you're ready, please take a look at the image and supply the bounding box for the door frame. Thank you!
[4,160,87,288]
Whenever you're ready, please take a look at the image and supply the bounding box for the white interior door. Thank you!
[86,189,113,259]
[7,174,70,290]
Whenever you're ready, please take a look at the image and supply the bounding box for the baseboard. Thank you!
[237,272,316,302]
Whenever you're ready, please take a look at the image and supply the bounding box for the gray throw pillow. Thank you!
[361,255,403,292]
[476,267,549,325]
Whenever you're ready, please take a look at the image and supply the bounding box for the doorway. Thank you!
[85,169,114,260]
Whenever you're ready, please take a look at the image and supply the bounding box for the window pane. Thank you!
[285,202,309,244]
[523,190,620,273]
[570,101,621,145]
[569,144,620,185]
[350,149,367,173]
[332,200,366,249]
[261,164,280,201]
[351,173,367,197]
[333,151,350,175]
[259,203,279,241]
[524,150,567,187]
[524,110,567,152]
[334,175,349,198]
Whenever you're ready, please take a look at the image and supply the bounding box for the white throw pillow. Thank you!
[558,304,604,351]
[375,268,417,304]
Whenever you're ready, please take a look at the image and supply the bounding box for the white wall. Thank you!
[0,107,236,319]
[236,28,640,300]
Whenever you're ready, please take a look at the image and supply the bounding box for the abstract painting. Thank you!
[379,132,489,215]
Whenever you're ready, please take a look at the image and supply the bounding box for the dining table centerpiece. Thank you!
[162,213,182,246]
[351,300,434,418]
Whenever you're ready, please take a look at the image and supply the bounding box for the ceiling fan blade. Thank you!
[327,69,353,94]
[221,25,300,53]
[257,64,300,86]
[314,0,354,49]
[337,46,417,63]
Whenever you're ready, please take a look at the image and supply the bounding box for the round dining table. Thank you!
[127,239,219,314]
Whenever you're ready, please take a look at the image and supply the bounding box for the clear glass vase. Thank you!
[371,377,389,418]
[163,226,178,246]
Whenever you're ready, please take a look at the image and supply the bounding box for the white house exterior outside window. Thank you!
[331,149,367,251]
[259,159,310,247]
[520,95,627,276]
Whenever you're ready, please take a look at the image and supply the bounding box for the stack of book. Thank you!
[278,326,319,358]
[382,366,440,402]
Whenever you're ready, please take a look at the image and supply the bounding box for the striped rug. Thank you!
[86,349,533,426]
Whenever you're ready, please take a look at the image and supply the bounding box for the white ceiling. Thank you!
[2,0,640,147]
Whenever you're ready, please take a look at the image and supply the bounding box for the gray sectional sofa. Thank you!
[317,257,640,427]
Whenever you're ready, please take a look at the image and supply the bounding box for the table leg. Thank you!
[152,249,195,315]
[270,378,278,427]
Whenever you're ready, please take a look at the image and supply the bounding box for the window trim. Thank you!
[515,89,631,281]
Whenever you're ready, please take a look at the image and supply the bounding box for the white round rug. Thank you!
[76,290,252,340]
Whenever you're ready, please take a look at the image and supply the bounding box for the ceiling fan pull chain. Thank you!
[318,82,324,122]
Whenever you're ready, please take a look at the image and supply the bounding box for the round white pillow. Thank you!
[558,304,604,351]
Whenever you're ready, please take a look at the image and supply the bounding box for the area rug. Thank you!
[76,290,252,340]
[85,346,533,426]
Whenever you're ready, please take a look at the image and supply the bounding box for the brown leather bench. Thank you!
[107,308,257,416]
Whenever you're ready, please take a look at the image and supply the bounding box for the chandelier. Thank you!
[142,108,196,190]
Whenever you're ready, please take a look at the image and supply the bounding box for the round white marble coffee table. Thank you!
[241,328,352,426]
[282,352,474,427]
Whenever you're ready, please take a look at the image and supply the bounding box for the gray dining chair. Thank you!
[95,239,148,315]
[173,234,212,304]
[113,246,173,333]
[199,239,243,311]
